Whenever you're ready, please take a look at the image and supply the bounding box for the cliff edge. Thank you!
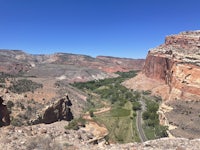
[124,30,200,101]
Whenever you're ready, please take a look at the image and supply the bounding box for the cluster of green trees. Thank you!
[0,72,13,83]
[72,70,168,141]
[72,70,138,90]
[142,101,159,126]
[9,79,43,94]
[72,70,139,107]
[142,100,168,138]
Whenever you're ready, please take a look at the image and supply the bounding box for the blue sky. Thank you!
[0,0,200,58]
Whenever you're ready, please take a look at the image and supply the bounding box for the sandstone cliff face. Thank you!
[142,31,200,100]
[143,54,174,83]
[122,31,200,139]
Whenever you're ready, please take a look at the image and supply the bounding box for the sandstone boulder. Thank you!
[30,95,73,124]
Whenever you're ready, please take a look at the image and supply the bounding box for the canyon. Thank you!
[123,30,200,140]
[1,30,200,149]
[124,30,200,101]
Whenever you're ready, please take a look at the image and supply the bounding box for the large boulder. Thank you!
[0,97,10,126]
[30,95,73,124]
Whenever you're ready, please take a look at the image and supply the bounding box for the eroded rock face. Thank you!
[142,31,200,100]
[143,54,174,83]
[30,95,73,124]
[0,97,10,126]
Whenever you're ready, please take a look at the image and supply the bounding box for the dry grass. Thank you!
[26,135,62,150]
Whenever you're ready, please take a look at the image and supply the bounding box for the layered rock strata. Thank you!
[125,30,200,101]
[0,50,145,75]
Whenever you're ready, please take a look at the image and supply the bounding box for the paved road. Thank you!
[136,100,148,142]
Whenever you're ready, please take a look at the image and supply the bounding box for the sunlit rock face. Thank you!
[125,30,200,101]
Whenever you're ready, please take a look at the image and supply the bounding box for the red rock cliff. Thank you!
[125,30,200,100]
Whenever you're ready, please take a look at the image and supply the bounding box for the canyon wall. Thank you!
[125,30,200,101]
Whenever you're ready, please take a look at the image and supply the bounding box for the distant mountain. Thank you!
[0,49,145,82]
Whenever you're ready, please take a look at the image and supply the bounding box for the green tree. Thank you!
[155,125,168,138]
[132,101,141,111]
[89,110,94,117]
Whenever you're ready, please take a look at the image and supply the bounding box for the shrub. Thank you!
[10,118,23,127]
[8,79,43,94]
[26,135,62,150]
[132,101,141,111]
[65,117,86,130]
[143,90,151,95]
[7,100,14,110]
[89,110,94,117]
[16,102,25,110]
[155,125,168,138]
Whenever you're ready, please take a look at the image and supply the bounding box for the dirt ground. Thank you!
[165,100,200,139]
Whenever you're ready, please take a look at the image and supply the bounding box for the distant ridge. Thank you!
[0,49,145,74]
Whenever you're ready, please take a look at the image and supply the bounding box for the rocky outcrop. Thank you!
[30,95,73,124]
[125,30,200,101]
[0,97,10,126]
[143,54,174,83]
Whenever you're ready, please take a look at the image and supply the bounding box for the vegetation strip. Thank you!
[71,70,167,143]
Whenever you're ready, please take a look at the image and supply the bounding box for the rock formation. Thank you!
[30,95,73,124]
[124,30,200,101]
[0,97,10,126]
[123,30,200,139]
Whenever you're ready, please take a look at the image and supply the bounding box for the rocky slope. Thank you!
[0,50,144,77]
[124,30,200,101]
[0,121,200,150]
